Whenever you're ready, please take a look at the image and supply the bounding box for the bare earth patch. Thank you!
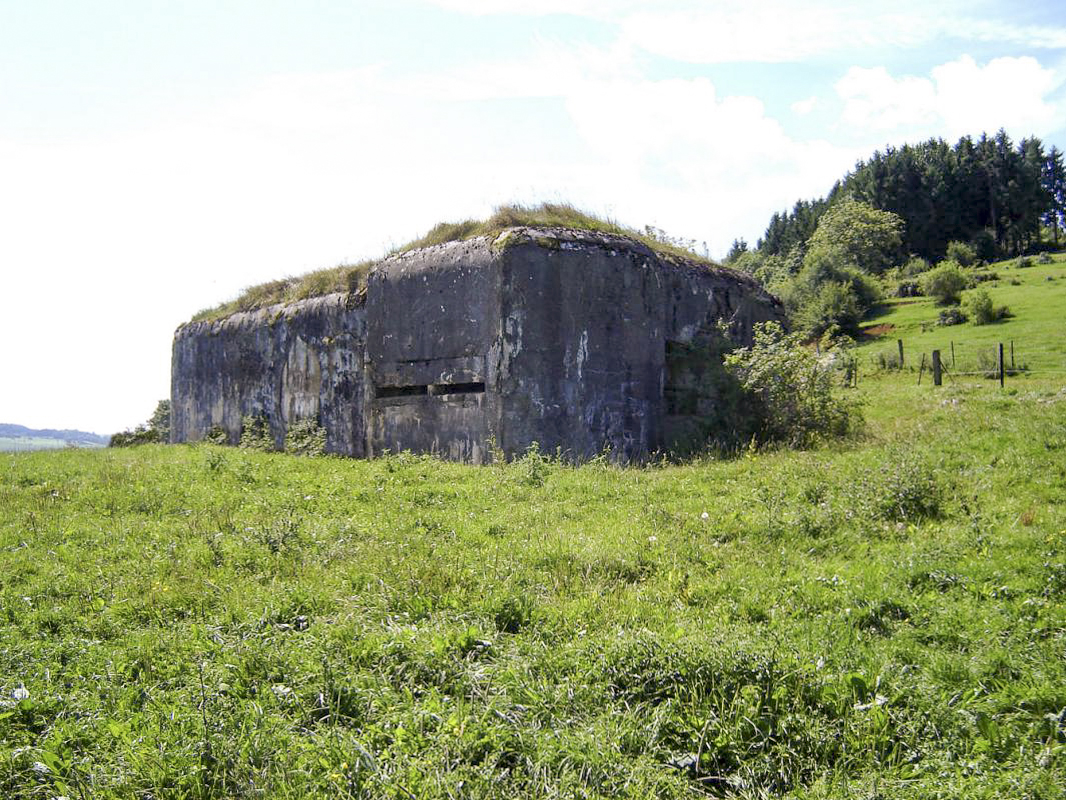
[863,323,896,337]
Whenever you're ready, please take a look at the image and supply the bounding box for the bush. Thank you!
[865,453,945,522]
[876,350,902,370]
[895,280,921,297]
[724,322,863,448]
[109,428,162,448]
[284,417,328,456]
[785,255,883,339]
[920,261,969,305]
[964,290,1010,325]
[791,280,862,339]
[109,399,170,448]
[239,415,275,451]
[937,307,967,326]
[204,425,229,445]
[900,256,931,277]
[1037,252,1053,264]
[1016,255,1034,268]
[945,240,977,267]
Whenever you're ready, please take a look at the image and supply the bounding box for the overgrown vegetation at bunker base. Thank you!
[172,204,784,464]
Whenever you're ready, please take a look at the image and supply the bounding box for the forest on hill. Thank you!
[752,130,1065,263]
[726,130,1066,341]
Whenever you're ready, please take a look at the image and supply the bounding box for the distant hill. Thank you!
[0,423,108,452]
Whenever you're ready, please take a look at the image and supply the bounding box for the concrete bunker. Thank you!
[171,226,785,462]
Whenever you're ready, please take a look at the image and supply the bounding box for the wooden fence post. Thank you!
[998,343,1005,388]
[951,341,956,368]
[932,350,942,386]
[918,352,926,385]
[898,339,905,368]
[1010,340,1015,370]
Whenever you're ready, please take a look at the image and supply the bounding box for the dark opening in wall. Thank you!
[375,382,485,399]
[664,340,701,416]
[376,384,428,399]
[430,382,485,396]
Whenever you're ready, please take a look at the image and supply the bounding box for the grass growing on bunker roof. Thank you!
[189,203,719,323]
[189,260,376,323]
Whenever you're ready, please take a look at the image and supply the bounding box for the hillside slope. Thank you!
[854,253,1066,375]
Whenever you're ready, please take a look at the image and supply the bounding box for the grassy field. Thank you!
[854,253,1066,375]
[0,439,106,453]
[0,437,71,453]
[3,364,1065,798]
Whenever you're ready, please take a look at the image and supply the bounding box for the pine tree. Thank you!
[1014,137,1048,253]
[1043,145,1066,245]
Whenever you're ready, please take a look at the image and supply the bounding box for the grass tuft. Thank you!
[191,261,375,322]
[190,203,718,323]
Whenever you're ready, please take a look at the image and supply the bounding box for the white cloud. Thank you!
[422,0,624,15]
[388,43,860,249]
[836,55,1064,140]
[836,66,939,130]
[424,1,1066,63]
[618,5,899,64]
[958,18,1066,49]
[791,96,819,115]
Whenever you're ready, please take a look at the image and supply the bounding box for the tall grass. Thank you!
[2,371,1064,798]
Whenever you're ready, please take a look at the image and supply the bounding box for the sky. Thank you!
[2,0,1065,435]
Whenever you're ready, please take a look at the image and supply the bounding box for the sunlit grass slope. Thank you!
[2,369,1065,798]
[855,253,1066,373]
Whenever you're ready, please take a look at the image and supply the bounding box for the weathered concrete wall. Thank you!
[365,239,500,463]
[171,295,367,454]
[494,229,783,461]
[172,228,784,462]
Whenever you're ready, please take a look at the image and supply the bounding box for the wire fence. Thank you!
[863,337,1066,386]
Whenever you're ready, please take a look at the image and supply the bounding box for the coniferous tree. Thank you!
[724,238,749,263]
[1043,145,1066,245]
[1013,137,1049,253]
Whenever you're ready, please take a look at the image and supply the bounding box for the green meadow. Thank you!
[0,438,74,453]
[2,255,1066,798]
[854,253,1066,375]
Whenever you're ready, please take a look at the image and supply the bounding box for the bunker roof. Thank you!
[190,203,728,323]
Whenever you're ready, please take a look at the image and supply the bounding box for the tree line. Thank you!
[752,130,1066,264]
[723,130,1065,341]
